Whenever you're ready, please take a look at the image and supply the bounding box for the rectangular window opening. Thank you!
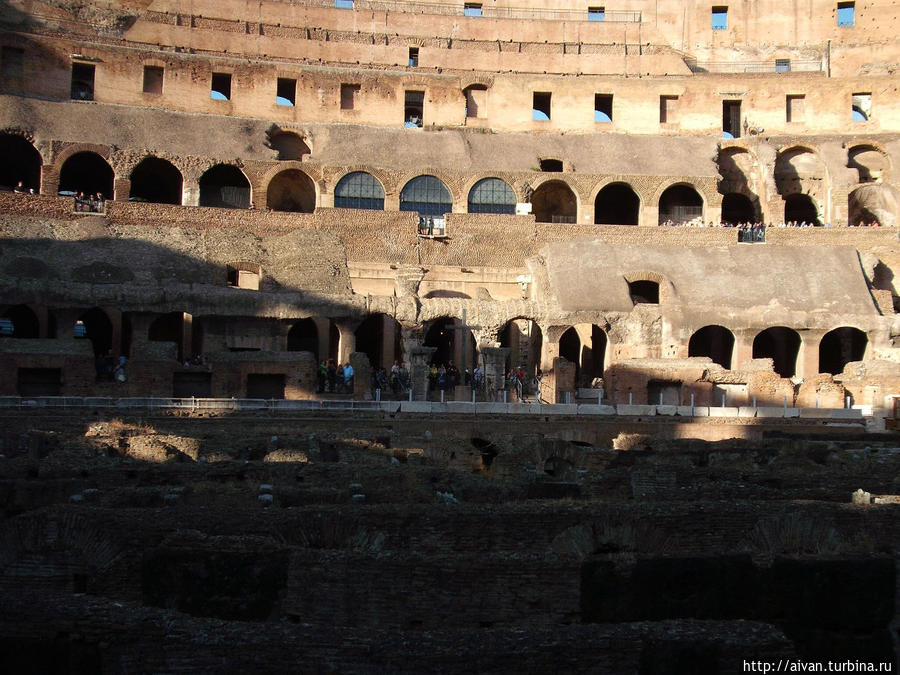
[594,93,613,123]
[341,83,360,110]
[837,1,855,26]
[70,62,95,101]
[775,58,791,73]
[277,77,296,106]
[405,90,424,127]
[464,3,482,17]
[660,95,678,124]
[786,94,805,123]
[1,46,25,79]
[142,65,163,94]
[334,0,354,8]
[211,72,231,101]
[712,6,728,30]
[588,6,605,21]
[464,85,486,118]
[408,47,419,67]
[723,99,741,138]
[533,92,551,121]
[852,92,871,121]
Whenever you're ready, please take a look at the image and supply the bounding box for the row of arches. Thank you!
[1,305,871,380]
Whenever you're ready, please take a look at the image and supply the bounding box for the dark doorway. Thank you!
[3,305,40,338]
[819,327,867,375]
[783,194,820,224]
[199,165,251,209]
[149,312,184,361]
[247,374,285,399]
[753,327,802,378]
[77,308,113,356]
[130,157,183,204]
[532,180,577,224]
[287,319,319,359]
[267,169,315,212]
[17,368,62,396]
[659,184,703,225]
[0,133,42,192]
[595,183,639,225]
[689,325,734,369]
[59,152,114,200]
[720,193,756,224]
[173,372,212,398]
[355,314,402,370]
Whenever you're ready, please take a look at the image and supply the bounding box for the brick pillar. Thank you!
[381,315,397,368]
[113,178,131,202]
[182,181,200,207]
[40,165,59,197]
[312,317,332,362]
[408,346,436,401]
[480,346,509,399]
[799,329,824,379]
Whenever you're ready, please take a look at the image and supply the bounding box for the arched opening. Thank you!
[500,318,543,379]
[424,317,475,371]
[688,325,734,369]
[423,290,470,299]
[752,327,801,378]
[720,193,757,224]
[848,146,889,183]
[594,183,639,225]
[559,326,580,365]
[848,184,898,228]
[58,152,114,200]
[334,172,385,210]
[268,131,310,161]
[400,175,452,217]
[783,193,820,225]
[267,169,316,213]
[76,308,113,356]
[467,178,515,215]
[287,319,319,359]
[129,157,183,205]
[148,312,184,361]
[532,180,577,224]
[819,327,867,375]
[1,305,40,338]
[0,133,42,192]
[199,164,251,209]
[582,325,607,384]
[463,84,487,119]
[659,184,703,225]
[354,313,402,370]
[629,280,659,304]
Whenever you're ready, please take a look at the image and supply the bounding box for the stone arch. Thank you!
[499,317,543,379]
[688,325,735,369]
[267,129,310,161]
[848,183,898,228]
[76,307,114,356]
[59,151,115,199]
[467,177,516,214]
[199,164,252,209]
[532,178,578,224]
[266,168,316,213]
[334,171,385,210]
[287,317,338,362]
[593,181,640,225]
[400,175,453,217]
[720,193,759,224]
[658,182,704,225]
[783,193,821,225]
[752,326,802,378]
[354,313,402,369]
[819,327,867,375]
[623,271,675,304]
[129,156,183,204]
[424,315,475,369]
[0,132,42,192]
[774,145,826,202]
[1,304,40,338]
[848,144,891,184]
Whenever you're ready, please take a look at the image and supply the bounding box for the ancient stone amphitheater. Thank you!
[0,0,898,671]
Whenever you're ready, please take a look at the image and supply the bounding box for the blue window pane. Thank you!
[468,178,516,214]
[595,110,612,123]
[335,0,354,8]
[335,172,385,210]
[276,96,294,107]
[464,5,482,17]
[400,175,452,216]
[588,8,605,21]
[533,109,550,121]
[211,90,228,101]
[852,108,867,122]
[722,130,735,139]
[837,4,854,26]
[712,8,727,30]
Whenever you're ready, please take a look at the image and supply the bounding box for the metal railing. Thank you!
[685,59,822,74]
[305,0,640,22]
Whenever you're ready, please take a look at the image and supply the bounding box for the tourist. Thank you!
[343,361,354,393]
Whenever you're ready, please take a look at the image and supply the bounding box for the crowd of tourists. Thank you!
[371,360,412,397]
[317,358,354,394]
[73,191,106,213]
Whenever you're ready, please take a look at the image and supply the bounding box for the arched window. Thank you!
[59,152,114,200]
[659,184,703,225]
[688,325,735,369]
[467,178,515,214]
[753,327,801,378]
[0,133,42,192]
[199,164,251,209]
[129,157,183,205]
[267,169,316,212]
[595,182,639,225]
[334,172,385,210]
[400,175,452,217]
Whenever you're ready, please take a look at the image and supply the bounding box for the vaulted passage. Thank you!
[0,133,42,192]
[783,193,820,225]
[689,325,734,369]
[594,183,639,225]
[77,308,113,356]
[532,180,576,224]
[59,152,114,200]
[199,165,251,209]
[424,317,475,371]
[267,170,315,212]
[2,305,40,338]
[819,327,867,375]
[355,313,402,370]
[659,184,703,225]
[720,193,757,224]
[500,318,543,380]
[130,157,183,205]
[753,327,801,378]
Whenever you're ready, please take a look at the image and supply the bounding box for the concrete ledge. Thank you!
[476,402,510,414]
[446,401,476,414]
[829,408,864,419]
[577,404,617,415]
[756,407,786,418]
[543,404,579,415]
[378,401,403,413]
[508,403,540,414]
[400,401,432,413]
[784,408,801,418]
[617,404,656,416]
[676,406,706,417]
[655,405,677,416]
[738,407,757,418]
[798,408,832,419]
[707,407,740,418]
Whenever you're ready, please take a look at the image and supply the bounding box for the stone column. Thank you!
[113,178,131,202]
[408,346,436,401]
[337,321,359,364]
[312,317,332,362]
[732,329,755,370]
[480,346,510,399]
[381,315,397,368]
[798,329,824,380]
[182,182,200,207]
[40,166,59,197]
